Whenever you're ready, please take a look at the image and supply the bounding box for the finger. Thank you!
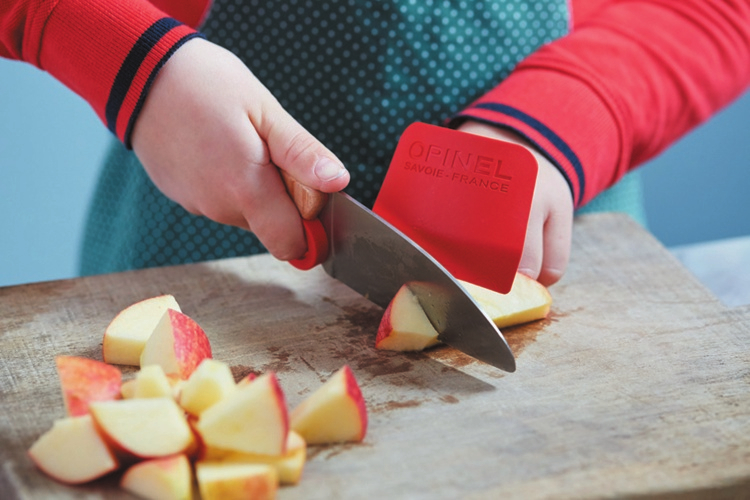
[537,208,572,286]
[252,98,349,192]
[517,208,545,281]
[235,159,309,261]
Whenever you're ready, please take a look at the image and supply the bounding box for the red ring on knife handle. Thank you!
[289,218,329,270]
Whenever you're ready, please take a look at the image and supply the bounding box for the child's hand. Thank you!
[457,122,573,286]
[130,38,349,261]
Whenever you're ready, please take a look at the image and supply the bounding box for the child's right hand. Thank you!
[130,38,349,261]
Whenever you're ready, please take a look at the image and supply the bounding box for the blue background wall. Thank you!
[1,57,749,287]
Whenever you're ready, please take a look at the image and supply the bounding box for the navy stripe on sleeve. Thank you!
[105,17,183,134]
[473,102,585,206]
[123,32,204,148]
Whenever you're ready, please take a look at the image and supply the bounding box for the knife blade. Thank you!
[283,173,516,372]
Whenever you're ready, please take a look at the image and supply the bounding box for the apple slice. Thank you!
[121,454,193,500]
[55,355,122,416]
[121,378,137,399]
[132,364,173,399]
[121,372,182,401]
[28,414,118,484]
[375,273,552,352]
[140,309,212,380]
[203,431,306,485]
[375,284,440,351]
[459,273,552,328]
[89,397,195,459]
[196,462,278,500]
[179,359,236,416]
[196,372,288,456]
[103,294,181,366]
[290,365,367,445]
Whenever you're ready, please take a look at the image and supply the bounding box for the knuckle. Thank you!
[280,129,319,168]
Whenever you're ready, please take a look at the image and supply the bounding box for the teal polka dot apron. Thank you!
[79,0,644,276]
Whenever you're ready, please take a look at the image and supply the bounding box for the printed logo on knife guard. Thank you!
[402,140,513,194]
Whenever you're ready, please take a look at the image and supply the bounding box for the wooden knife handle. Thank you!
[281,170,329,221]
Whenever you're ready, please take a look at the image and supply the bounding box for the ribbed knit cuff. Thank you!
[38,0,203,146]
[449,64,625,209]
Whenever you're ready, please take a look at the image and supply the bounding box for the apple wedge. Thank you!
[132,364,173,399]
[196,372,288,456]
[375,283,440,351]
[55,355,122,416]
[28,414,118,484]
[290,365,367,445]
[375,273,552,352]
[179,359,236,417]
[103,294,181,366]
[459,273,552,329]
[140,309,212,380]
[196,462,278,500]
[89,397,195,459]
[120,454,193,500]
[203,431,307,485]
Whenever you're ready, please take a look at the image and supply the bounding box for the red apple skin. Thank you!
[237,372,257,386]
[374,300,395,347]
[55,356,122,416]
[342,365,367,442]
[169,310,213,379]
[270,373,290,448]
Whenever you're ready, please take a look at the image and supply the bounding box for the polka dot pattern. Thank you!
[79,0,569,275]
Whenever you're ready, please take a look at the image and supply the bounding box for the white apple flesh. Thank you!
[103,295,181,366]
[375,284,440,351]
[27,414,119,484]
[140,309,212,380]
[290,365,367,445]
[196,372,289,456]
[120,454,193,500]
[89,397,195,459]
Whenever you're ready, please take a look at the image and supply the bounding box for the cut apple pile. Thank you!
[28,296,368,500]
[376,272,552,351]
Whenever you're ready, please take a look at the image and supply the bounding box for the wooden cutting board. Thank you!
[1,213,749,499]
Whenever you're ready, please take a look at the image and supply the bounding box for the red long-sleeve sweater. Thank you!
[2,0,749,208]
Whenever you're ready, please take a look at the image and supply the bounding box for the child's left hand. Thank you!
[457,121,574,286]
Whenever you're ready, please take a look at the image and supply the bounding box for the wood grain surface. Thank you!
[1,213,749,499]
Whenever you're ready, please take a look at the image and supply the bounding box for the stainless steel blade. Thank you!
[319,192,516,372]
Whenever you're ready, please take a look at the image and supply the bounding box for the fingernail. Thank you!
[314,158,346,181]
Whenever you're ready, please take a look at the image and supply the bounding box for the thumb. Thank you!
[253,100,349,193]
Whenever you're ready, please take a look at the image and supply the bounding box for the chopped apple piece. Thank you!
[196,372,288,456]
[55,355,122,416]
[121,379,137,399]
[89,398,195,459]
[290,365,367,445]
[28,414,118,484]
[179,359,236,416]
[133,364,173,399]
[196,462,278,500]
[140,309,212,380]
[121,454,193,500]
[103,295,181,366]
[203,431,306,485]
[376,273,552,352]
[459,272,552,328]
[121,372,182,401]
[375,284,440,351]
